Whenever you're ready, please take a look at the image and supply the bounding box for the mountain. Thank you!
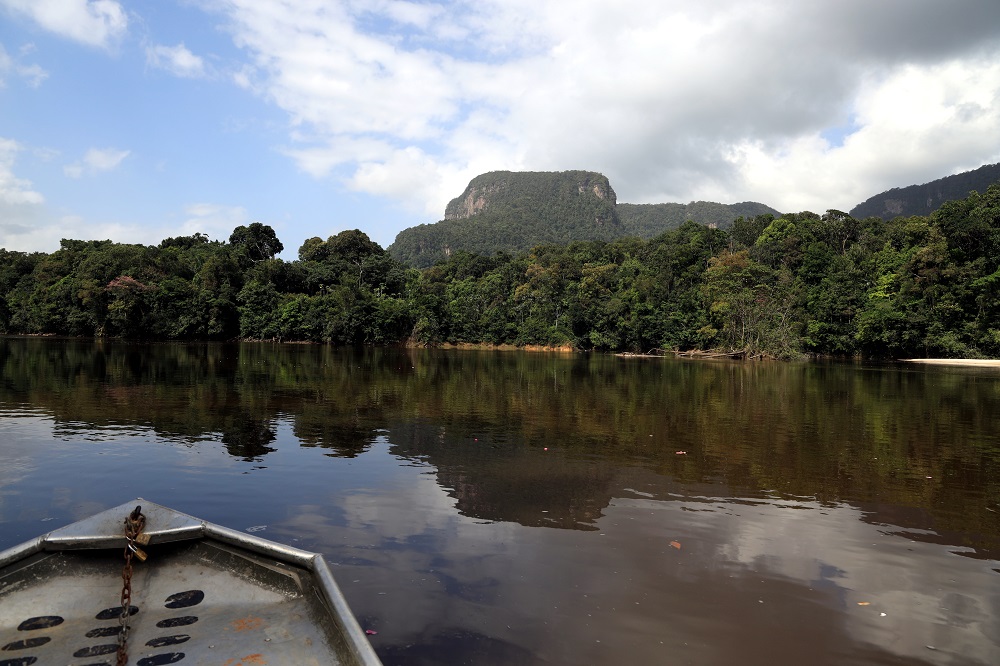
[850,162,1000,220]
[389,171,620,268]
[388,170,779,268]
[442,169,618,223]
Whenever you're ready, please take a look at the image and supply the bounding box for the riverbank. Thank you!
[411,341,576,353]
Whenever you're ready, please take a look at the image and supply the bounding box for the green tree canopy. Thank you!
[229,223,284,262]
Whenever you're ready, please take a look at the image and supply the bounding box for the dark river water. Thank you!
[0,337,998,665]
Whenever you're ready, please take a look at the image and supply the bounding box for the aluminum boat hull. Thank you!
[0,499,382,666]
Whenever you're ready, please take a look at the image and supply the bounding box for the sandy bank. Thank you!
[902,358,1000,367]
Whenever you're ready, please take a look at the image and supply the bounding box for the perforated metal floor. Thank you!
[1,540,354,666]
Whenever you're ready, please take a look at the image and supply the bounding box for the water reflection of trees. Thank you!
[294,414,372,458]
[0,338,997,551]
[220,414,277,461]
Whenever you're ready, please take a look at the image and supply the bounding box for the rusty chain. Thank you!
[117,505,147,666]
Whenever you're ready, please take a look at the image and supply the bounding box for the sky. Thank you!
[1,0,999,259]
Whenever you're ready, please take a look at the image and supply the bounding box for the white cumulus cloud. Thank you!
[146,43,206,78]
[0,0,128,50]
[64,147,130,178]
[179,203,249,240]
[734,56,1000,213]
[0,137,44,205]
[205,0,1000,217]
[0,137,48,252]
[0,42,48,87]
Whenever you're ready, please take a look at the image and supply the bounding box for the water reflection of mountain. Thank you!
[387,420,613,530]
[383,414,1000,563]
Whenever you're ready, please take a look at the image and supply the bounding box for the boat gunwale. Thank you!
[0,498,383,666]
[0,535,43,570]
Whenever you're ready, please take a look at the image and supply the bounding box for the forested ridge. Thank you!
[850,162,1000,221]
[616,200,780,236]
[1,184,999,359]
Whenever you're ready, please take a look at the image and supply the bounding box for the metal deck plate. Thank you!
[0,539,355,666]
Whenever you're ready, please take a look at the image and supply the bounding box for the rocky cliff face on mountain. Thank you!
[444,170,617,222]
[389,170,777,268]
[850,162,1000,220]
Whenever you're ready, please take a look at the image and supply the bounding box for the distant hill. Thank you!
[850,162,1000,220]
[388,170,779,268]
[617,201,780,237]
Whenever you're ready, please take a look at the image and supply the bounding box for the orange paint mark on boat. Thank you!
[230,615,265,632]
[223,654,267,666]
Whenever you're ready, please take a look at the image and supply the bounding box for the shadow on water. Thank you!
[376,629,538,666]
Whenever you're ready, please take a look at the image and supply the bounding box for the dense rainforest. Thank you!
[1,183,998,359]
